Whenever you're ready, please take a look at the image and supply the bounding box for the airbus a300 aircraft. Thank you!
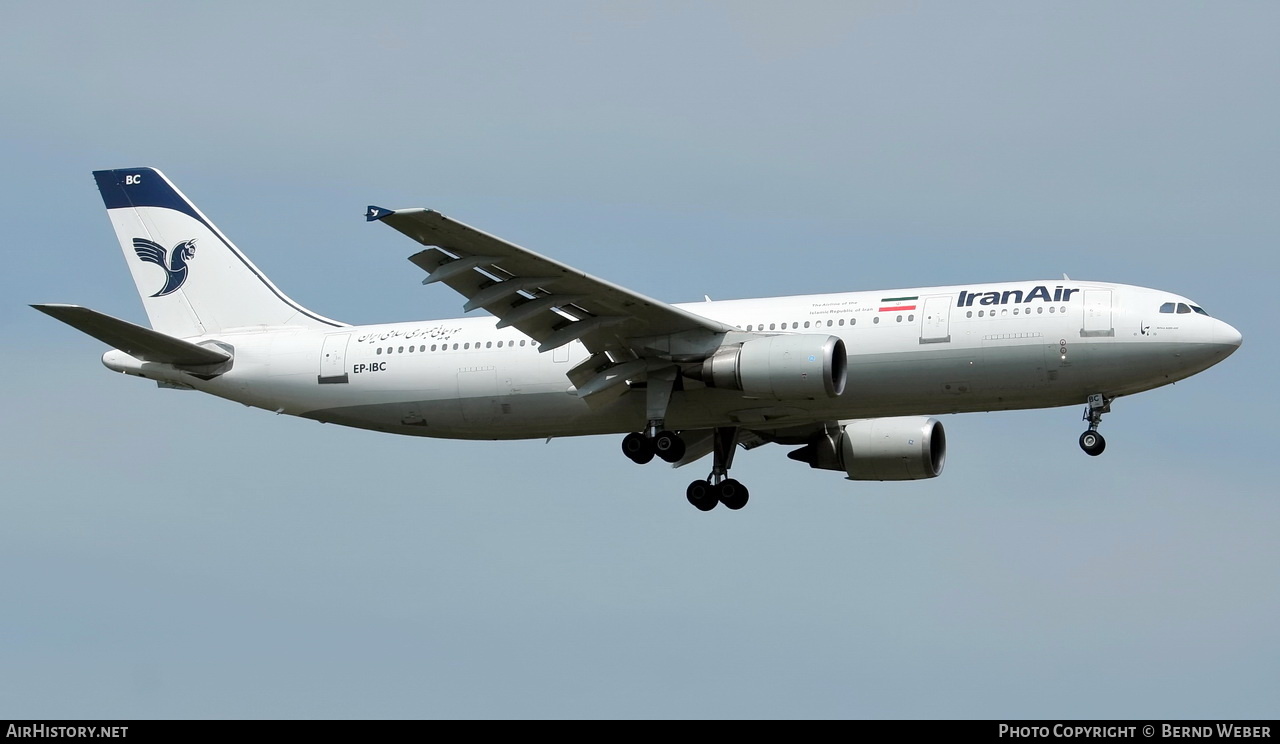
[36,167,1242,511]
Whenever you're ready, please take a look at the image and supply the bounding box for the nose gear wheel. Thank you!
[1079,393,1111,457]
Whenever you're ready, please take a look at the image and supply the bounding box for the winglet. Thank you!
[366,205,394,222]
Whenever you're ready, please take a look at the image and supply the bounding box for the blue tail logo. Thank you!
[132,238,197,297]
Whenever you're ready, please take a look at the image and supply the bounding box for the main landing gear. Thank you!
[621,428,686,465]
[1079,393,1110,457]
[620,426,749,512]
[619,366,750,511]
[621,365,687,464]
[684,427,748,512]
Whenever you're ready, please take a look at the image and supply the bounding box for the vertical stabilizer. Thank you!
[93,167,344,337]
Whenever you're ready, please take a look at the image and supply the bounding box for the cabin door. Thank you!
[1081,290,1114,337]
[318,333,350,384]
[920,296,952,344]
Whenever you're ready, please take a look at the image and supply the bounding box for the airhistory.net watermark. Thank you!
[6,725,128,739]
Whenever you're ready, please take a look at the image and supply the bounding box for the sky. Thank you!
[2,1,1276,720]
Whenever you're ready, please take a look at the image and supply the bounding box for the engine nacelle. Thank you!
[699,334,847,399]
[788,416,946,481]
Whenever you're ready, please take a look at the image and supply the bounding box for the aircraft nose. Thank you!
[1216,321,1243,352]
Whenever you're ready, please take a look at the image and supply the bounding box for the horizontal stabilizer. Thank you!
[32,304,230,366]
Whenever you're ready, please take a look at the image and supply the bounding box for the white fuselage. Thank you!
[102,280,1242,440]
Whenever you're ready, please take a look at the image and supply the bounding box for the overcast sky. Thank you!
[2,1,1276,719]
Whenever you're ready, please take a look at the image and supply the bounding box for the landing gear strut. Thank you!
[621,365,687,464]
[685,427,749,511]
[1079,393,1110,456]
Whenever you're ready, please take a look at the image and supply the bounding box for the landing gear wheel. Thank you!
[1079,430,1106,456]
[622,432,655,464]
[1079,394,1111,457]
[686,480,717,511]
[717,479,749,510]
[653,430,686,463]
[683,428,749,512]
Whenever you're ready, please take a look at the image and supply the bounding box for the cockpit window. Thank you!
[1160,300,1210,316]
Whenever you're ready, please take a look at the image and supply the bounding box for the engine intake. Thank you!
[699,334,847,400]
[788,416,946,481]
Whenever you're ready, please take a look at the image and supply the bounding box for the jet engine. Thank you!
[788,416,946,481]
[697,334,847,399]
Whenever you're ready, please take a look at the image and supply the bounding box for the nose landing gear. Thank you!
[1079,393,1110,456]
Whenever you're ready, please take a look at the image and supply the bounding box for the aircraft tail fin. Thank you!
[93,167,345,338]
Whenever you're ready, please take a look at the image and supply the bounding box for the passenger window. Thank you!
[966,311,972,318]
[1160,302,1175,313]
[804,321,811,328]
[1177,303,1191,314]
[376,347,382,355]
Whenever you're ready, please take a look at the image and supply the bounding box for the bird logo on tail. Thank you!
[132,238,197,297]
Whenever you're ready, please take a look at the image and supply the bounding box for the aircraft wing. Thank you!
[366,207,736,358]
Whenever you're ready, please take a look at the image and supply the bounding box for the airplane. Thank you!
[34,167,1243,511]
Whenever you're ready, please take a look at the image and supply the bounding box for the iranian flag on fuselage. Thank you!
[879,296,918,312]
